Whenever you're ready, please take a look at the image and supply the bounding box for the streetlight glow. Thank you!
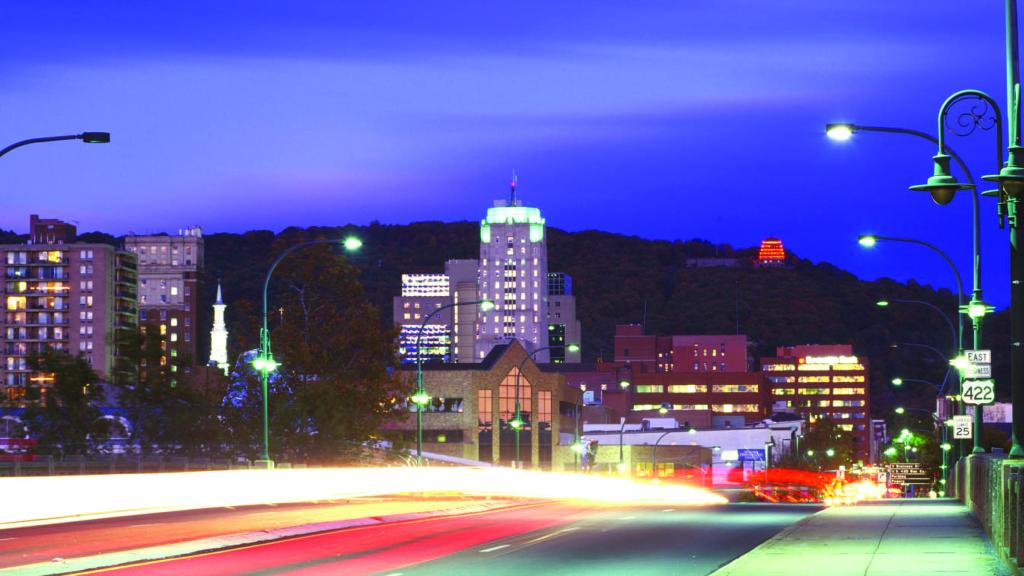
[825,123,855,142]
[620,380,631,389]
[480,300,496,312]
[857,235,878,248]
[895,406,906,415]
[567,344,581,353]
[342,236,363,251]
[876,300,890,307]
[825,448,835,457]
[411,390,431,406]
[892,378,903,386]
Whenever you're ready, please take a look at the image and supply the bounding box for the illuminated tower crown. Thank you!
[209,280,229,374]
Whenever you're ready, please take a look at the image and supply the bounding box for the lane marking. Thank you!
[0,537,15,542]
[524,526,578,545]
[479,544,510,553]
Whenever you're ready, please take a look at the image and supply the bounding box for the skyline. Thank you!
[0,2,1016,305]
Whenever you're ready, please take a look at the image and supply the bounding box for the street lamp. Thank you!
[0,132,111,159]
[254,236,362,465]
[413,299,494,466]
[511,343,580,469]
[876,299,957,352]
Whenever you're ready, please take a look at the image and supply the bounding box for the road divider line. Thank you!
[479,544,510,553]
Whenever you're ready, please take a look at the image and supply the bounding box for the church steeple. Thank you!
[209,279,229,374]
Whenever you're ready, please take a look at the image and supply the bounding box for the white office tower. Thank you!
[209,281,229,374]
[476,176,549,362]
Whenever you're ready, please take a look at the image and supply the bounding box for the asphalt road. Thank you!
[0,497,501,573]
[59,501,818,576]
[396,503,820,576]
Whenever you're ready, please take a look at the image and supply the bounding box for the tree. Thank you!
[116,329,224,455]
[221,240,406,463]
[22,350,109,457]
[798,417,856,470]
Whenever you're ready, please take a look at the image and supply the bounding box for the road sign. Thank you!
[886,462,931,486]
[963,364,992,378]
[966,350,991,364]
[952,414,973,439]
[962,379,996,406]
[737,449,764,462]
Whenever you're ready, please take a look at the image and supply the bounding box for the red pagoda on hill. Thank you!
[757,237,786,267]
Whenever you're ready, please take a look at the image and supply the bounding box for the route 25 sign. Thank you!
[962,380,995,406]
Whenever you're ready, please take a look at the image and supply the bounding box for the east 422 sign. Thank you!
[962,380,995,406]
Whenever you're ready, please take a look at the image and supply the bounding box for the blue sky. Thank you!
[0,2,1016,305]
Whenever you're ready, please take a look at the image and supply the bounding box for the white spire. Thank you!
[209,280,229,374]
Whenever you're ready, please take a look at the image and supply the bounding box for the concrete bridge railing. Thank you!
[955,453,1024,568]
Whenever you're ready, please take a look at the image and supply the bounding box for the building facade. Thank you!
[384,341,581,469]
[1,216,138,403]
[761,344,871,461]
[615,324,749,373]
[476,189,550,362]
[547,273,581,364]
[123,228,204,369]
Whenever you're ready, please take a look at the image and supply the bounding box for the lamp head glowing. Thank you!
[342,236,363,251]
[658,402,670,415]
[825,123,854,142]
[891,378,903,386]
[825,448,835,457]
[252,355,278,373]
[895,406,905,415]
[876,300,889,307]
[620,380,631,390]
[965,300,993,319]
[509,418,523,430]
[941,442,952,451]
[806,449,815,456]
[411,389,431,407]
[950,356,969,370]
[858,235,878,248]
[567,344,581,353]
[688,428,697,434]
[479,300,495,312]
[571,442,585,454]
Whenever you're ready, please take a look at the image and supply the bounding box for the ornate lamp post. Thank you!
[253,236,362,465]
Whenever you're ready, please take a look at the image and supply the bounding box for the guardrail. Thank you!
[955,453,1023,569]
[0,455,306,477]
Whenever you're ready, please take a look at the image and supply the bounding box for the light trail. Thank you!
[0,466,725,527]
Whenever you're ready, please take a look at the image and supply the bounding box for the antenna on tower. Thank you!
[510,170,518,205]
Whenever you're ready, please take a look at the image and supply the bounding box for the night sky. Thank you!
[0,2,1017,306]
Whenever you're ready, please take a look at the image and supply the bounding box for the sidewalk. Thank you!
[712,499,1010,576]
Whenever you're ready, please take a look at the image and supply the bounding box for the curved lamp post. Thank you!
[892,376,949,477]
[511,343,580,469]
[0,132,110,159]
[413,299,494,466]
[876,299,957,352]
[861,235,967,458]
[253,236,362,465]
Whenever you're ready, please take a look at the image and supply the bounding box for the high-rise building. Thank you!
[1,216,138,404]
[208,281,229,374]
[393,181,580,365]
[123,228,204,368]
[761,344,871,462]
[476,179,550,362]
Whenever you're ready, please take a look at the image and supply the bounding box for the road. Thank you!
[40,501,817,576]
